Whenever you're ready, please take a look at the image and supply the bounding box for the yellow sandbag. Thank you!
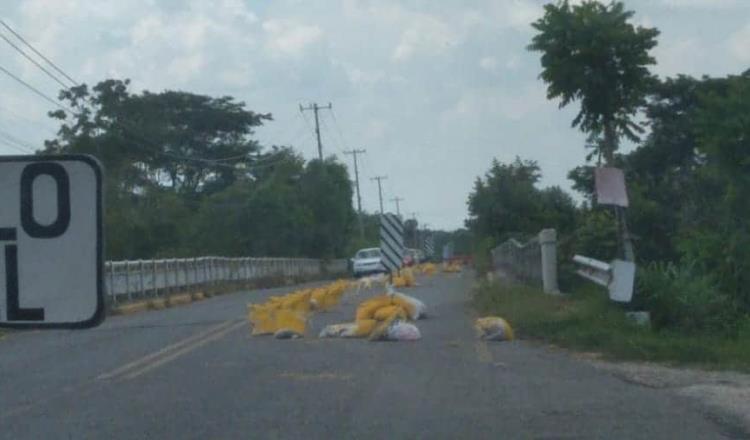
[368,315,399,341]
[310,288,328,309]
[392,275,408,288]
[315,288,342,311]
[274,309,307,335]
[392,270,417,288]
[352,319,379,337]
[475,316,514,341]
[355,295,392,321]
[421,263,437,275]
[319,319,379,338]
[248,304,277,336]
[281,291,311,312]
[372,305,407,321]
[389,295,418,320]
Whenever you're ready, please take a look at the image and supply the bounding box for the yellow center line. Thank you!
[123,320,246,380]
[97,320,237,381]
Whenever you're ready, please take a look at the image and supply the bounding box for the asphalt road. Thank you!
[0,272,743,439]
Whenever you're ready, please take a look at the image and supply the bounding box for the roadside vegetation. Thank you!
[474,280,750,372]
[467,0,750,364]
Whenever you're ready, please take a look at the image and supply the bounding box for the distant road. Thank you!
[0,274,741,439]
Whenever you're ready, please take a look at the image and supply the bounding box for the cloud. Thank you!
[392,15,459,61]
[479,56,498,71]
[5,0,750,229]
[658,0,745,8]
[728,22,750,63]
[262,19,323,57]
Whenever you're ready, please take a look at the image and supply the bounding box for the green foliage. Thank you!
[570,208,617,261]
[678,227,750,311]
[528,0,659,160]
[41,78,359,260]
[473,281,750,370]
[637,262,743,336]
[466,157,577,242]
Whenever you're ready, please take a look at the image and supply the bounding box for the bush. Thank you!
[637,262,743,336]
[677,227,750,312]
[473,280,750,370]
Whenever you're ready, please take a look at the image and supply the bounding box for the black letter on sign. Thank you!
[21,162,71,238]
[5,244,45,321]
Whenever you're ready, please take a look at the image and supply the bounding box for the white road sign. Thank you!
[0,155,104,328]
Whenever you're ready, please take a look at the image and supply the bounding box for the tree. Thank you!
[466,157,577,244]
[528,0,659,162]
[466,158,543,242]
[44,79,272,195]
[299,158,356,259]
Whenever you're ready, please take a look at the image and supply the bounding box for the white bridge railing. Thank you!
[105,257,348,305]
[491,229,559,294]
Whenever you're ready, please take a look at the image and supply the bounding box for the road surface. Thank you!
[0,273,745,439]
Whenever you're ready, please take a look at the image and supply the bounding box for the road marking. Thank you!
[97,320,240,381]
[474,340,493,364]
[123,320,245,380]
[278,372,353,381]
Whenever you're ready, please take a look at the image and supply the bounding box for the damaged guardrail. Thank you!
[572,255,636,303]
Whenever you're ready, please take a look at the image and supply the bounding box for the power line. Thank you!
[0,129,36,153]
[328,107,350,151]
[0,33,284,173]
[0,138,31,154]
[0,30,70,90]
[318,114,345,157]
[0,19,79,87]
[0,101,58,136]
[0,38,251,169]
[0,63,75,115]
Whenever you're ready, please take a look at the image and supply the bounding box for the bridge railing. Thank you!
[104,257,348,305]
[491,229,559,294]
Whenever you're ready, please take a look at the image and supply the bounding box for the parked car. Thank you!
[351,247,385,278]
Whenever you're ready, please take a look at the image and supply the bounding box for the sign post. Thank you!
[0,155,104,329]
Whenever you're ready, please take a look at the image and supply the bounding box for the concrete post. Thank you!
[539,228,559,294]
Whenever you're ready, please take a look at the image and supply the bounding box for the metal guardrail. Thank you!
[572,254,636,303]
[104,257,348,305]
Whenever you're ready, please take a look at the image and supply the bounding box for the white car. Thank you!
[351,247,385,278]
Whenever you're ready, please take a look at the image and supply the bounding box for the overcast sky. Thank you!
[2,0,749,230]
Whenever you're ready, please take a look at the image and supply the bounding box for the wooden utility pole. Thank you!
[390,196,403,217]
[344,148,366,238]
[299,102,332,160]
[371,175,387,214]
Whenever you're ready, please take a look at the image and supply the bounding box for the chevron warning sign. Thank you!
[424,234,434,256]
[379,213,404,273]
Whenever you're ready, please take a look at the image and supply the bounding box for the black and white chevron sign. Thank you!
[424,234,434,256]
[379,213,404,273]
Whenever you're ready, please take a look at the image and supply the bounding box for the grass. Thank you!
[473,280,750,372]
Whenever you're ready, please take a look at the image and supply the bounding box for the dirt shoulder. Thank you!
[582,355,750,435]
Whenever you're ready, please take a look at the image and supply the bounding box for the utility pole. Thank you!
[371,175,387,214]
[299,102,332,160]
[390,196,403,217]
[344,148,366,238]
[410,212,419,249]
